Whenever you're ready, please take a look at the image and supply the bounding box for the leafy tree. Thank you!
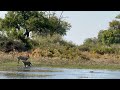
[98,30,104,42]
[97,14,120,45]
[109,20,120,30]
[0,11,71,51]
[97,29,120,45]
[1,11,71,41]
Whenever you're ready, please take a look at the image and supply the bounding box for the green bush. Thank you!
[79,45,90,51]
[92,46,115,55]
[0,34,30,52]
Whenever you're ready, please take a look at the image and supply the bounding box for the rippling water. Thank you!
[0,67,120,79]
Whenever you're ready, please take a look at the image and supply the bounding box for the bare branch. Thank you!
[55,11,64,30]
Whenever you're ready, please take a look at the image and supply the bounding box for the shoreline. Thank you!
[0,61,120,71]
[0,51,120,71]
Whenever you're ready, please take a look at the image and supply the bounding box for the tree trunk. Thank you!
[24,29,29,37]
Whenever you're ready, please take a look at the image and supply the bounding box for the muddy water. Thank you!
[0,67,120,79]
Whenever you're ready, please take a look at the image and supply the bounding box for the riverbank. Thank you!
[0,51,120,70]
[1,61,120,71]
[0,54,120,70]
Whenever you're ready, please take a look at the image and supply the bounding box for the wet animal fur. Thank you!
[17,55,29,64]
[22,61,32,67]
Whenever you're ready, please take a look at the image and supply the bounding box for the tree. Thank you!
[0,11,71,51]
[97,14,120,45]
[97,29,120,45]
[1,11,71,41]
[47,15,71,36]
[109,20,120,30]
[83,37,98,45]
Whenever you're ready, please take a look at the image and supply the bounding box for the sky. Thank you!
[0,11,120,45]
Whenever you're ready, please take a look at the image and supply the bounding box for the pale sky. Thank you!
[0,11,120,45]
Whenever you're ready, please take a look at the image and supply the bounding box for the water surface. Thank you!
[0,67,120,79]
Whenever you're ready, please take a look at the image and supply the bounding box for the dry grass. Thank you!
[81,51,120,65]
[1,50,120,70]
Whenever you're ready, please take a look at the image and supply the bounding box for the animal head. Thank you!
[27,54,29,57]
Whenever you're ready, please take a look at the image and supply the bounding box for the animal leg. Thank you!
[18,59,20,65]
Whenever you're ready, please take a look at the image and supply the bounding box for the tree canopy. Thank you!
[0,11,71,51]
[97,15,120,45]
[0,11,71,41]
[82,14,120,46]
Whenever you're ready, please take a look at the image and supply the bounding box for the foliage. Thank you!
[0,34,25,52]
[83,37,98,45]
[1,11,71,39]
[97,17,120,45]
[98,29,120,45]
[31,34,89,60]
[0,11,71,52]
[91,45,115,54]
[109,20,120,30]
[81,14,120,55]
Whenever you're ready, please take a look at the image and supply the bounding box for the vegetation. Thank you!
[79,14,120,55]
[1,11,120,70]
[0,11,71,52]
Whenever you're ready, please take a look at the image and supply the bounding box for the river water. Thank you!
[0,67,120,79]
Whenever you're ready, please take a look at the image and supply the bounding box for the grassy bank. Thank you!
[1,51,120,70]
[1,35,120,70]
[1,60,120,70]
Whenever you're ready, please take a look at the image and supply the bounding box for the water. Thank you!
[0,67,120,79]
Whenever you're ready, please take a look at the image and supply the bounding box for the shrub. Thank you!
[79,45,90,51]
[92,46,115,55]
